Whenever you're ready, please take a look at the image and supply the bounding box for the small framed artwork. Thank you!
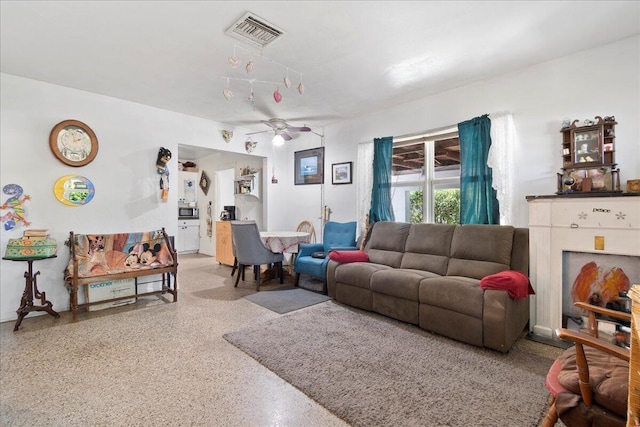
[294,147,324,185]
[49,120,99,167]
[199,170,211,195]
[332,162,352,185]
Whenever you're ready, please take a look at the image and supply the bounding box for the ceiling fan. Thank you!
[246,118,312,144]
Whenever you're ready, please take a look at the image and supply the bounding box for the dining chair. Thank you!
[542,301,630,427]
[231,221,284,291]
[296,220,316,243]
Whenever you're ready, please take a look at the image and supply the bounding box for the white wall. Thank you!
[1,35,638,322]
[0,73,272,322]
[314,35,640,229]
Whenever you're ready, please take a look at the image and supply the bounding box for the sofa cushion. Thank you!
[400,223,455,275]
[335,262,392,290]
[480,270,535,298]
[447,225,514,279]
[329,250,369,263]
[371,269,440,301]
[365,222,411,268]
[419,276,484,318]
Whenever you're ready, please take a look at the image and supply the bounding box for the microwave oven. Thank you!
[178,207,199,218]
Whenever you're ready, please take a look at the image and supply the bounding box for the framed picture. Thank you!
[332,162,352,185]
[294,147,324,185]
[49,120,99,167]
[199,170,211,195]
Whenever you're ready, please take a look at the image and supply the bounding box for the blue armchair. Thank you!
[293,221,357,293]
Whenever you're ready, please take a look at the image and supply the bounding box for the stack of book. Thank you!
[23,229,49,240]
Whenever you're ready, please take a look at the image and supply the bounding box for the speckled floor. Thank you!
[0,253,348,427]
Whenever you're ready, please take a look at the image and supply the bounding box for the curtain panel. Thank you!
[369,137,395,224]
[356,141,374,235]
[488,111,517,225]
[458,115,499,224]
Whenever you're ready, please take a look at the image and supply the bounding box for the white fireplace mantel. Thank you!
[527,194,640,337]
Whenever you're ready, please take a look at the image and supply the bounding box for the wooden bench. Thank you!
[65,229,178,322]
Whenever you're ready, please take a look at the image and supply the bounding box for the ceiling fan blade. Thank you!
[286,126,311,132]
[261,120,278,129]
[246,129,270,136]
[282,132,293,141]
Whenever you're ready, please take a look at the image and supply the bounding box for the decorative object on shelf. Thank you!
[0,184,30,230]
[556,116,621,195]
[332,162,353,185]
[627,179,640,193]
[245,138,257,153]
[221,129,233,143]
[221,44,304,109]
[53,175,95,207]
[294,147,324,185]
[199,171,211,196]
[156,147,172,203]
[49,119,98,167]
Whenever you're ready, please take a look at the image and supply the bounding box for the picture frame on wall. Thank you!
[294,147,324,185]
[199,170,211,195]
[332,162,352,185]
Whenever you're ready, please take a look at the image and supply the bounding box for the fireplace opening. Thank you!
[562,251,637,348]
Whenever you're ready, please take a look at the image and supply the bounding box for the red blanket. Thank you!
[480,270,535,299]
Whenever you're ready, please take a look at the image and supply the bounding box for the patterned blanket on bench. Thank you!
[66,230,175,279]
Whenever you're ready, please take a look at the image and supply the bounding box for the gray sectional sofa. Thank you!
[326,221,531,353]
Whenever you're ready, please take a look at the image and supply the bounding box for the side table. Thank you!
[3,255,60,331]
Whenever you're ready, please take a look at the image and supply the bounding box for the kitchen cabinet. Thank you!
[216,221,234,266]
[178,219,199,254]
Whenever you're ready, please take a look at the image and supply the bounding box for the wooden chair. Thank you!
[542,301,631,427]
[288,220,316,275]
[296,220,316,243]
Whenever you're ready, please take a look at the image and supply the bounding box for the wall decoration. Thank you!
[53,175,95,207]
[49,120,99,167]
[221,129,233,143]
[0,184,31,230]
[245,138,257,153]
[200,171,211,196]
[156,147,172,203]
[294,147,324,185]
[332,162,353,185]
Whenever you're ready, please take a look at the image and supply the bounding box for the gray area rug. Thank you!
[224,302,558,427]
[244,286,331,314]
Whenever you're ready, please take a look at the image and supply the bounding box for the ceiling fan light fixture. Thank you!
[272,133,285,146]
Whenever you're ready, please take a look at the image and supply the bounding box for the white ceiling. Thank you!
[1,1,639,135]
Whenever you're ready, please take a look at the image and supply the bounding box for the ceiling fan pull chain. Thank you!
[248,82,255,111]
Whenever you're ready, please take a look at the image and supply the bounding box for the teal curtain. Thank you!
[458,115,499,224]
[369,137,395,223]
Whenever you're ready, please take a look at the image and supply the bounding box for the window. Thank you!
[391,128,460,224]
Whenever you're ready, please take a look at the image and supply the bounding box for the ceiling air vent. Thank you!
[225,12,284,48]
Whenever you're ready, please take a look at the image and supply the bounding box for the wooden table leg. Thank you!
[14,259,59,331]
